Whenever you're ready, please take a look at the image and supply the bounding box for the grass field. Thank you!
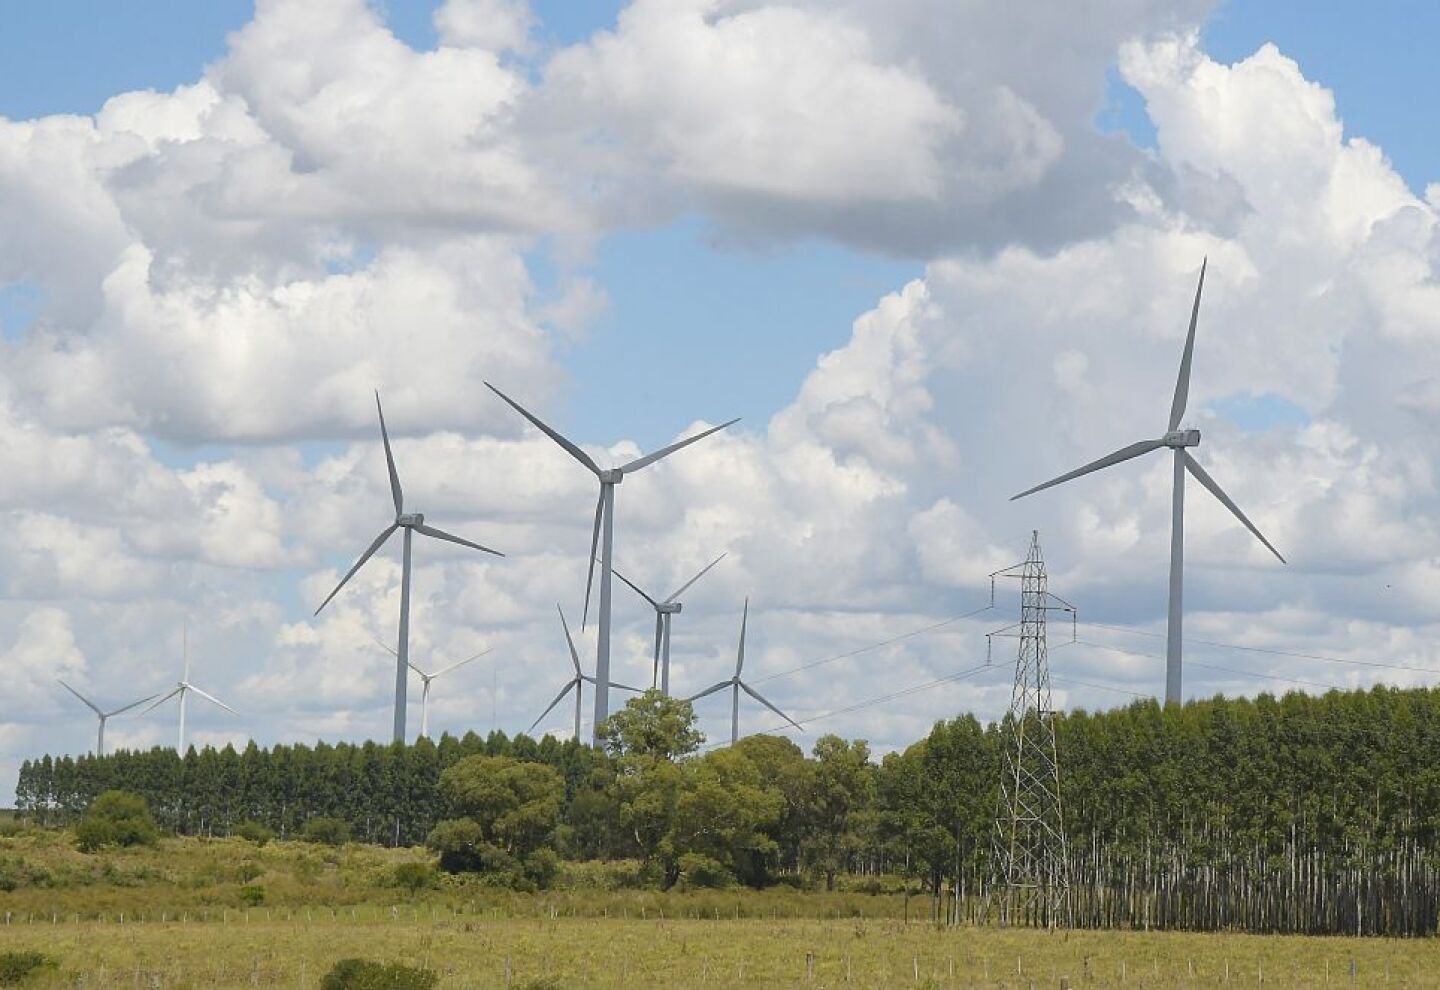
[3,828,1439,987]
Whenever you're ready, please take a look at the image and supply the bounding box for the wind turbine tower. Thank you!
[1012,260,1285,704]
[529,605,642,740]
[58,681,160,757]
[612,552,726,695]
[687,599,803,745]
[368,634,493,739]
[315,391,504,743]
[990,531,1072,928]
[486,383,736,739]
[144,626,239,753]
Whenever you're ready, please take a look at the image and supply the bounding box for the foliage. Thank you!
[318,958,437,990]
[73,790,158,852]
[302,817,352,846]
[598,691,704,761]
[391,861,438,895]
[235,820,275,846]
[239,883,265,905]
[0,951,53,986]
[676,852,732,889]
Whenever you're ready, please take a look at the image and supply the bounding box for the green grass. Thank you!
[3,827,1439,987]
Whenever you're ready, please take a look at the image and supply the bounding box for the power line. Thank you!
[752,603,993,684]
[1076,639,1345,693]
[1080,621,1440,678]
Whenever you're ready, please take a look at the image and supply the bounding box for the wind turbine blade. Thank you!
[582,490,603,628]
[735,598,749,677]
[609,680,645,694]
[1182,452,1286,563]
[740,681,804,732]
[664,552,727,604]
[413,523,504,557]
[618,418,740,475]
[58,679,102,716]
[407,661,431,678]
[611,563,660,608]
[1168,258,1207,432]
[375,391,404,516]
[432,647,493,678]
[687,681,733,702]
[653,614,664,667]
[366,630,399,657]
[140,687,183,716]
[1011,439,1166,500]
[528,680,577,734]
[105,692,164,718]
[557,605,582,676]
[314,524,399,615]
[485,383,601,476]
[188,685,240,716]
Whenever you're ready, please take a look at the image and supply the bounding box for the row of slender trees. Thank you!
[16,684,1440,934]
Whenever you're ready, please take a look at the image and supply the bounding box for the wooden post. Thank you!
[806,952,814,981]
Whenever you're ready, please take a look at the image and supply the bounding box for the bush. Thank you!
[319,958,438,990]
[235,820,275,846]
[236,860,264,882]
[239,883,266,905]
[392,862,438,895]
[73,791,158,852]
[677,853,734,889]
[301,817,351,846]
[521,847,560,889]
[0,951,54,986]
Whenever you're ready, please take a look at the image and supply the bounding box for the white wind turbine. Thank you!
[688,599,803,745]
[485,382,737,739]
[143,627,239,753]
[529,605,644,740]
[612,552,727,696]
[367,632,493,739]
[315,391,504,743]
[57,681,161,757]
[1011,259,1285,705]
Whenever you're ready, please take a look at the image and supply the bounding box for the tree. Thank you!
[804,735,875,890]
[301,816,352,845]
[73,790,159,852]
[598,691,704,761]
[439,755,565,859]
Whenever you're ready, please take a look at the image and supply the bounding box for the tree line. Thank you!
[17,684,1440,933]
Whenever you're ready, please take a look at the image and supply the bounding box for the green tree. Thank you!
[73,790,159,852]
[804,735,874,890]
[598,691,704,761]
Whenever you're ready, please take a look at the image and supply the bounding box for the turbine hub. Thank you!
[397,512,425,526]
[659,602,682,614]
[1163,429,1201,448]
[599,469,623,485]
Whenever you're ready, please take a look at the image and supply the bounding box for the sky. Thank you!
[3,0,1440,794]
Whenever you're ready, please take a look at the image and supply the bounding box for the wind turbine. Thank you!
[57,681,161,757]
[612,552,727,696]
[367,633,494,739]
[529,605,643,740]
[315,391,504,743]
[143,627,239,753]
[1011,259,1285,705]
[688,599,803,745]
[485,382,737,739]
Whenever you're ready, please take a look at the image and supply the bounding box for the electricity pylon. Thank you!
[989,531,1073,928]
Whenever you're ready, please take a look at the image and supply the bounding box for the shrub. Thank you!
[239,883,266,906]
[521,848,560,889]
[236,860,264,882]
[234,820,275,846]
[677,852,734,889]
[73,791,158,852]
[301,817,351,846]
[318,958,438,990]
[0,951,54,986]
[392,862,438,895]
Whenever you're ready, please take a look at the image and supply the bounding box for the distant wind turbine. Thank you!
[485,382,737,739]
[143,626,239,753]
[315,391,504,743]
[367,632,493,739]
[612,552,727,695]
[688,599,803,745]
[1011,259,1285,705]
[529,605,643,740]
[57,681,161,757]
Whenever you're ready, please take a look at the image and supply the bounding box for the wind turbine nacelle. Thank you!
[659,602,682,614]
[1163,429,1200,448]
[599,468,623,484]
[398,512,426,526]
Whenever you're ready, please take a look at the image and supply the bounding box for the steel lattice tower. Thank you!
[990,530,1073,928]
